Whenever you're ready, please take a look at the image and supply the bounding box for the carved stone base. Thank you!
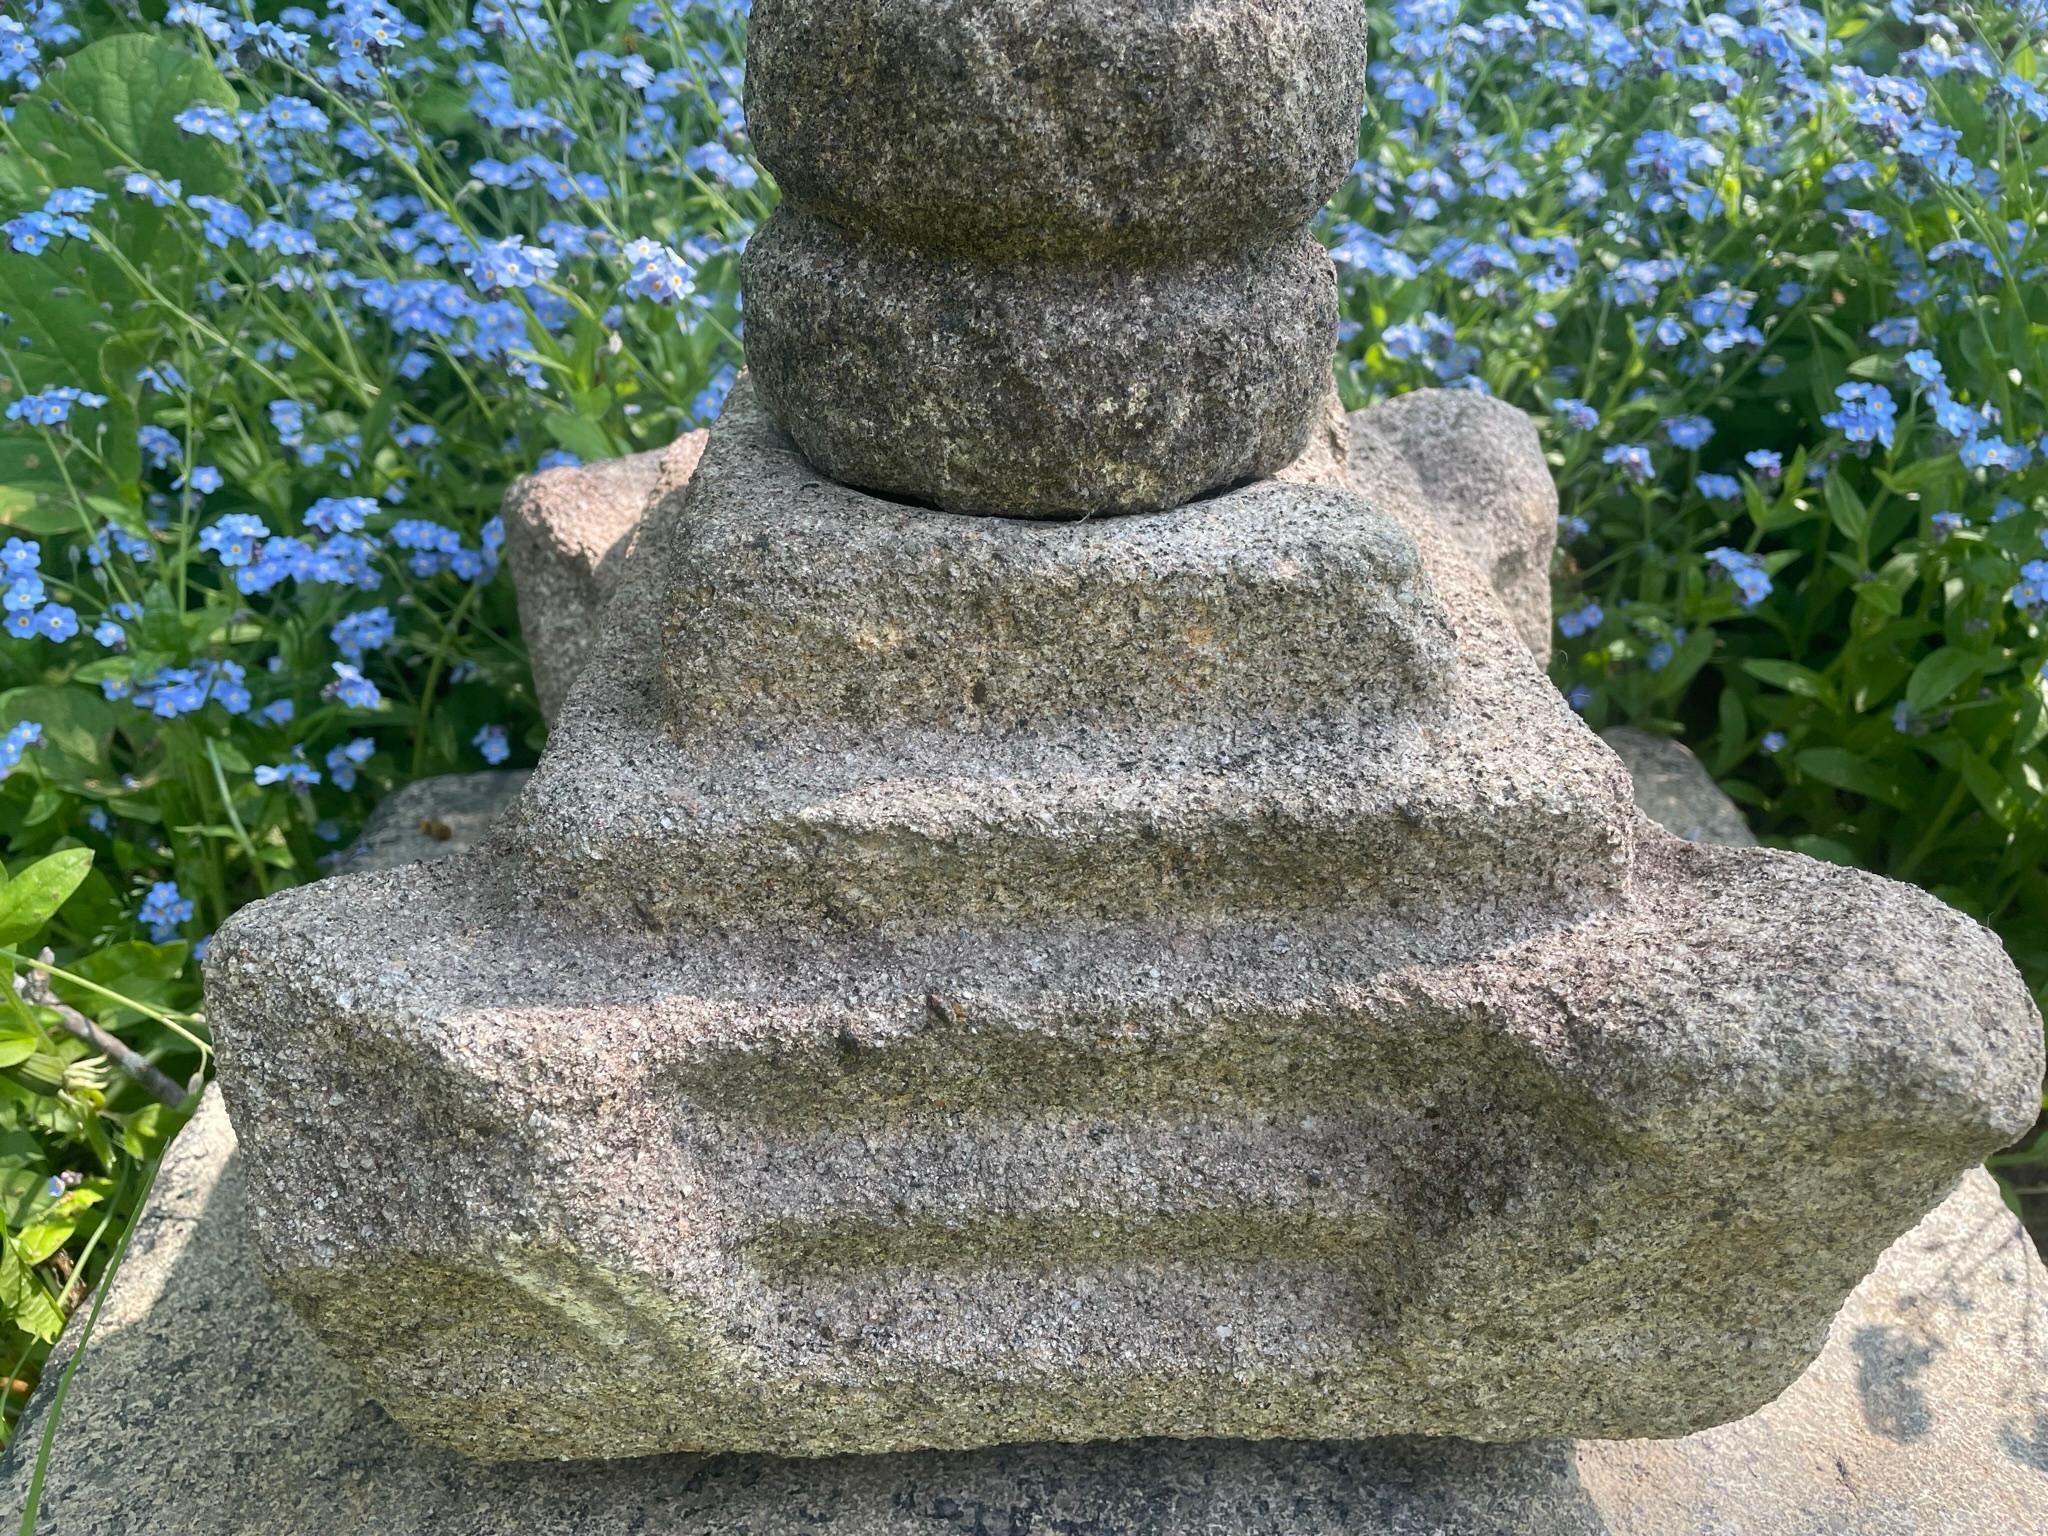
[202,384,2038,1459]
[9,1079,2043,1535]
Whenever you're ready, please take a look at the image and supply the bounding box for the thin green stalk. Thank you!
[16,1156,160,1536]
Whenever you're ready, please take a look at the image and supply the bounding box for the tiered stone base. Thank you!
[203,383,2038,1460]
[12,990,2045,1534]
[19,759,2045,1533]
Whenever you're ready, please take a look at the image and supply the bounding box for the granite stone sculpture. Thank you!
[206,0,2041,1467]
[741,0,1364,517]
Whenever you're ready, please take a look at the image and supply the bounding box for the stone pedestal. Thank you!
[12,836,2045,1533]
[202,383,2040,1462]
[17,648,2041,1531]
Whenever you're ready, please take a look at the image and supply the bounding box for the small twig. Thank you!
[15,969,190,1110]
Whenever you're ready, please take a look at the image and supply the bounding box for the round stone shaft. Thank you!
[741,0,1368,518]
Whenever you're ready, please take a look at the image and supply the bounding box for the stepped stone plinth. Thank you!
[24,767,2046,1535]
[205,374,2040,1461]
[203,0,2041,1477]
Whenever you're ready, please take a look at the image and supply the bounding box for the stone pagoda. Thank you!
[207,0,2039,1473]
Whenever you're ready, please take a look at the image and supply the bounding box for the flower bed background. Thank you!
[0,0,2044,1449]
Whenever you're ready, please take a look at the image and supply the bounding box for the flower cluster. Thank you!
[0,719,42,780]
[1333,0,2048,990]
[0,3,758,967]
[0,3,762,1416]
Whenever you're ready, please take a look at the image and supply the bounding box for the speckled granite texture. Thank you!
[740,0,1366,515]
[1598,730,1757,849]
[500,431,706,723]
[201,382,2042,1461]
[8,1085,2043,1534]
[341,770,533,873]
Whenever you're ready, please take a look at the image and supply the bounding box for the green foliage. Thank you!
[0,3,756,1439]
[1330,1,2048,1004]
[0,846,193,1412]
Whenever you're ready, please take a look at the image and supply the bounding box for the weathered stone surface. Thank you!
[342,769,533,874]
[1599,729,1757,849]
[500,431,705,723]
[655,382,1457,732]
[1346,387,1560,659]
[10,1085,2045,1535]
[746,0,1368,261]
[507,387,1360,723]
[1574,1168,2048,1534]
[203,384,2042,1461]
[740,1,1365,517]
[744,214,1337,517]
[501,381,1628,935]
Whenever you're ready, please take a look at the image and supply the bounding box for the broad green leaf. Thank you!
[121,1099,194,1162]
[1,490,103,536]
[0,36,238,400]
[0,847,93,946]
[50,939,190,1025]
[12,1212,78,1267]
[0,1228,65,1342]
[0,684,122,791]
[1905,649,1982,715]
[0,35,238,210]
[1743,658,1836,706]
[1794,748,1909,808]
[542,411,618,464]
[0,250,106,398]
[0,435,76,533]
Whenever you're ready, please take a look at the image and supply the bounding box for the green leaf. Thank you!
[0,35,238,209]
[0,1027,39,1070]
[1713,685,1748,776]
[51,941,189,1024]
[0,848,93,946]
[2017,691,2048,756]
[542,411,618,464]
[1794,748,1910,808]
[1719,778,1770,807]
[0,250,107,399]
[1823,475,1872,550]
[1786,834,1860,866]
[1743,658,1836,706]
[0,36,239,405]
[0,1228,65,1342]
[1905,649,1982,715]
[1959,752,2021,831]
[12,1212,78,1267]
[0,684,122,791]
[120,1099,193,1162]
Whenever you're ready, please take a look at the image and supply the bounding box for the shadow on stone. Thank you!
[1849,1325,1937,1442]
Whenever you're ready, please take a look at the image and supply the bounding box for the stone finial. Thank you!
[741,0,1368,517]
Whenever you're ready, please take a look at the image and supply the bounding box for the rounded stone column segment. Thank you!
[741,0,1368,518]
